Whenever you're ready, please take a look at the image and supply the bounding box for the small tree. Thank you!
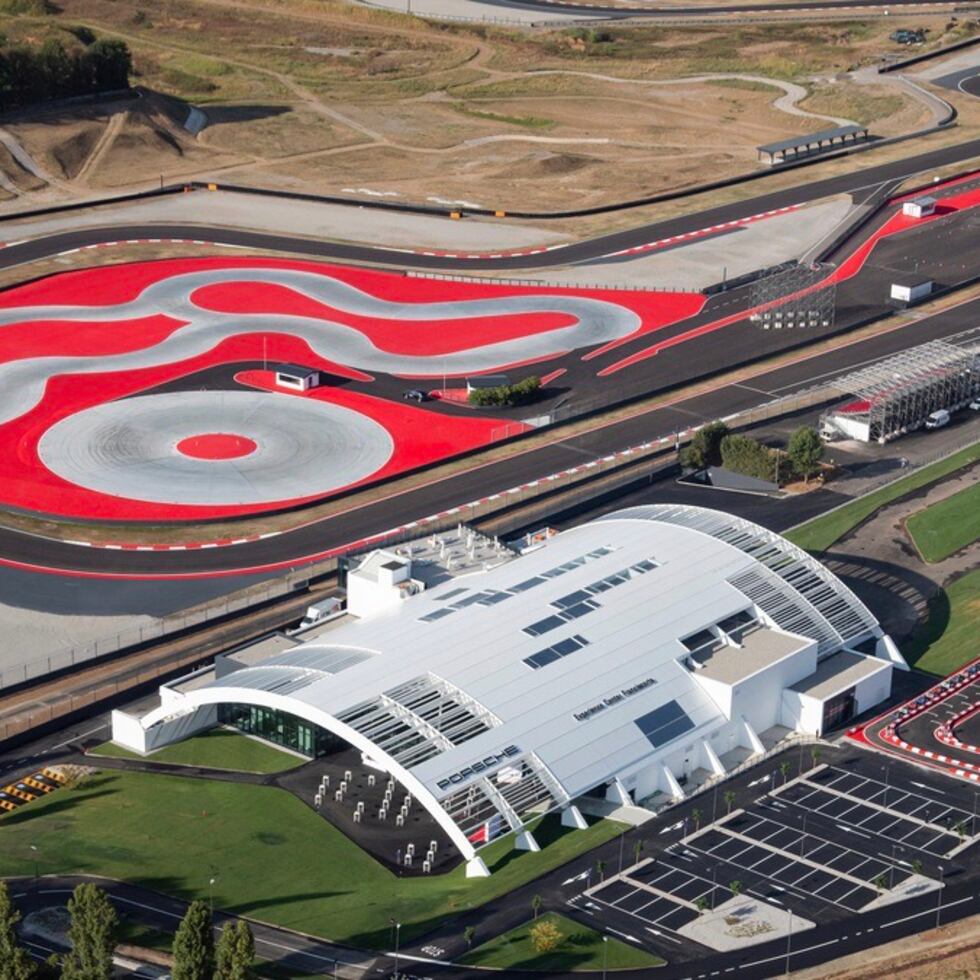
[810,746,821,770]
[171,900,214,980]
[632,839,644,866]
[596,859,607,883]
[780,761,791,785]
[691,807,702,831]
[61,883,117,980]
[723,790,736,815]
[463,926,476,950]
[214,920,254,980]
[528,918,562,954]
[695,896,709,915]
[911,859,924,876]
[530,895,543,920]
[0,881,35,980]
[720,434,779,483]
[873,873,888,893]
[786,426,824,485]
[729,880,743,898]
[680,421,729,470]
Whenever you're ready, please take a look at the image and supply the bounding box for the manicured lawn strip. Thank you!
[905,482,980,562]
[903,569,980,676]
[785,442,980,553]
[0,771,623,949]
[89,729,301,774]
[460,912,664,971]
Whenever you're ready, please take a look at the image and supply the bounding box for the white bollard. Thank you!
[335,789,343,802]
[430,840,438,853]
[314,793,322,808]
[378,808,387,821]
[396,813,404,827]
[422,860,431,874]
[356,801,365,814]
[406,843,415,856]
[339,780,347,793]
[353,811,361,823]
[367,774,376,787]
[404,854,412,867]
[344,770,352,783]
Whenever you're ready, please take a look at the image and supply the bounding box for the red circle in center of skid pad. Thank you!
[175,433,258,460]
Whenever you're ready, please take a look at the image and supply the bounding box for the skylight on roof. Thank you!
[524,634,590,670]
[634,700,695,748]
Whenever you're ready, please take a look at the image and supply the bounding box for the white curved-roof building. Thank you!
[113,506,904,876]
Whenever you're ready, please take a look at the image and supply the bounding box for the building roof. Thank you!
[146,505,883,860]
[275,363,319,377]
[758,125,868,155]
[790,649,891,700]
[694,626,809,685]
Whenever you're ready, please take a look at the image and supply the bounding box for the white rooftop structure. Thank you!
[112,506,904,876]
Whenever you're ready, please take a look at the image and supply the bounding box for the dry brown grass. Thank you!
[0,0,967,214]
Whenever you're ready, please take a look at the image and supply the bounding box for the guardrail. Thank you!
[878,34,980,73]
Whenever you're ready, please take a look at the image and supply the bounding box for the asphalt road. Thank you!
[3,138,980,272]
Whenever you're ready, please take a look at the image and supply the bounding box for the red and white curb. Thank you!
[59,430,692,553]
[936,700,980,754]
[606,205,802,259]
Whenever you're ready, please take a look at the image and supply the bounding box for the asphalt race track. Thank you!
[0,142,978,575]
[4,137,980,272]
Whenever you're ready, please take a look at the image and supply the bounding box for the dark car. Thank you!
[402,389,427,403]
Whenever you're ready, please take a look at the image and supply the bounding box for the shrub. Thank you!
[468,375,541,407]
[528,918,562,953]
[720,434,778,483]
[680,420,729,470]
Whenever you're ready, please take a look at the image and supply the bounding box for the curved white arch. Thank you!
[140,686,477,862]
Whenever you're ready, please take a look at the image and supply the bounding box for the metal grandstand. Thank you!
[822,339,980,443]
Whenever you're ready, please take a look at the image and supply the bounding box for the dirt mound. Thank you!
[50,123,104,179]
[112,121,184,158]
[501,151,591,179]
[0,143,45,192]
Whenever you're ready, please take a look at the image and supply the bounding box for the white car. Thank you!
[969,399,980,411]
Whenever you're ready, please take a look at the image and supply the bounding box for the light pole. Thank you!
[394,921,401,979]
[935,866,944,930]
[29,844,38,880]
[601,935,609,980]
[619,829,626,872]
[785,909,793,978]
[209,876,216,914]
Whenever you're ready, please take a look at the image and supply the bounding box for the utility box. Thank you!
[890,281,932,305]
[902,196,936,219]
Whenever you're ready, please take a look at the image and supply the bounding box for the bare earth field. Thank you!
[0,0,973,216]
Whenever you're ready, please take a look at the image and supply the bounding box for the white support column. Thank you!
[561,805,589,830]
[876,634,909,670]
[701,738,726,778]
[660,763,686,801]
[466,857,491,878]
[605,778,632,807]
[515,830,540,852]
[742,717,765,756]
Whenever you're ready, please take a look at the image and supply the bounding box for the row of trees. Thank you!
[0,882,253,980]
[468,375,541,407]
[680,421,825,486]
[0,36,132,112]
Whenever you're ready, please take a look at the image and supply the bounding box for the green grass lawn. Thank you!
[89,729,301,774]
[905,482,980,563]
[785,442,980,553]
[459,912,664,972]
[903,568,980,676]
[0,771,623,950]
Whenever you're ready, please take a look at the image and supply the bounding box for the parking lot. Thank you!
[580,750,978,953]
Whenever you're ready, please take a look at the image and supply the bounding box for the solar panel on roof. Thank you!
[634,701,695,748]
[510,576,545,593]
[435,587,468,602]
[552,589,592,609]
[523,614,566,637]
[419,608,455,623]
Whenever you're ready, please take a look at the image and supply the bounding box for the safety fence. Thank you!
[405,269,699,293]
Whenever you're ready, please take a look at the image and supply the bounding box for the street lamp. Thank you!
[29,844,38,880]
[936,866,944,930]
[209,877,217,914]
[394,921,401,979]
[785,909,793,978]
[602,935,609,980]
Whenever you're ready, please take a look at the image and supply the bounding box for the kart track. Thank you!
[853,658,980,783]
[1,175,977,527]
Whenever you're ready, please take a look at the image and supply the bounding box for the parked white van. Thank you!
[924,409,950,430]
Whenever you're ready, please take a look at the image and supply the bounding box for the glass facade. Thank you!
[218,704,339,758]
